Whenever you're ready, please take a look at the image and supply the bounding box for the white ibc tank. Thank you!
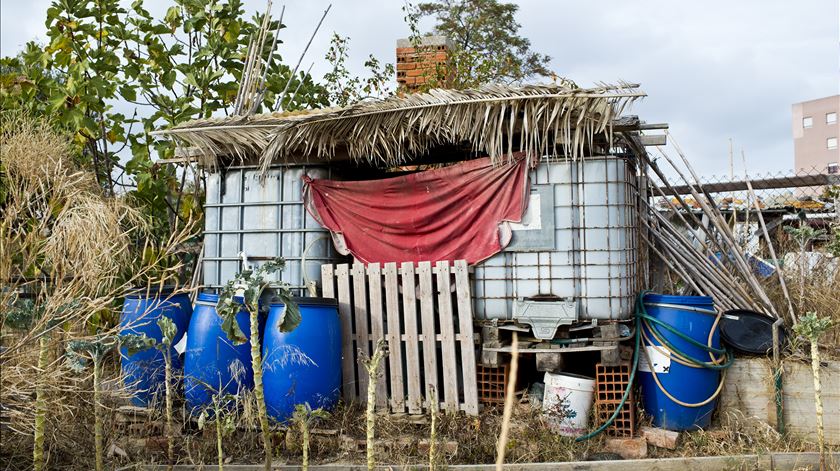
[473,156,640,321]
[203,165,341,293]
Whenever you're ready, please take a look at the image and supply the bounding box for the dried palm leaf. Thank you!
[156,82,644,170]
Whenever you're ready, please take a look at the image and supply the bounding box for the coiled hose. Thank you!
[576,291,732,442]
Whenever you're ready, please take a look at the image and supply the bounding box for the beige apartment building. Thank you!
[792,95,840,174]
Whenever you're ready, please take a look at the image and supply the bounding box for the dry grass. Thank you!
[1,113,200,470]
[760,230,840,358]
[657,410,819,459]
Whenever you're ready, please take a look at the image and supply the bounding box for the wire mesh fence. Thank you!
[652,166,840,215]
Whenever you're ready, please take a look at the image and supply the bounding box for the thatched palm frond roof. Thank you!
[155,82,645,170]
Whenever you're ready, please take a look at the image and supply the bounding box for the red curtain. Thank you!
[303,154,530,264]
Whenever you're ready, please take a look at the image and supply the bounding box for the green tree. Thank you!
[1,0,329,238]
[406,0,552,88]
[323,33,396,107]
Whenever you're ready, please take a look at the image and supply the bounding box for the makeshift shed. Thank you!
[156,82,663,412]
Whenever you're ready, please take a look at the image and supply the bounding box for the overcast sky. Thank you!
[2,0,838,177]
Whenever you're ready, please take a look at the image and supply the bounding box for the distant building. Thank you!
[792,95,840,174]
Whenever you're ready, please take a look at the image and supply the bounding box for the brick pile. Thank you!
[396,36,452,92]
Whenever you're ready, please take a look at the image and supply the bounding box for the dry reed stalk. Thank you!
[1,114,200,469]
[495,331,519,470]
[363,339,388,471]
[743,176,797,323]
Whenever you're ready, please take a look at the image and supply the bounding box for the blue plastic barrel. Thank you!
[119,288,192,407]
[639,293,721,431]
[262,297,342,422]
[184,293,254,412]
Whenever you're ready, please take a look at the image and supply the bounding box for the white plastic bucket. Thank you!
[542,372,596,436]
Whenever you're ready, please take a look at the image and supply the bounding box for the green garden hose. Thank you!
[574,293,644,442]
[576,291,733,442]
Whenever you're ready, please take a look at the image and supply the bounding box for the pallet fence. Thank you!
[321,260,479,415]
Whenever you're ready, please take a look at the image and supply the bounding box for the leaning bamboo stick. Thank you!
[656,140,778,317]
[640,191,758,309]
[645,199,758,309]
[645,185,759,305]
[275,4,332,111]
[639,228,707,297]
[640,216,743,310]
[664,138,779,315]
[741,153,797,324]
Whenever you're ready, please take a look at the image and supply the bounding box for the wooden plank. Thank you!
[351,263,370,399]
[334,264,355,401]
[401,262,423,414]
[719,359,774,426]
[454,260,479,415]
[367,263,388,411]
[435,261,458,412]
[782,360,840,444]
[639,134,667,147]
[417,261,438,412]
[719,358,840,445]
[320,264,335,299]
[384,263,405,413]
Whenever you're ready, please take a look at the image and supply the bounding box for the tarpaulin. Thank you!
[302,153,530,264]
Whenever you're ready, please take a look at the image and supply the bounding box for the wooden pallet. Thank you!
[321,260,479,415]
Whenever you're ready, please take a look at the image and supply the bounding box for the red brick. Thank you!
[396,47,415,54]
[604,437,648,459]
[640,426,680,450]
[407,68,429,78]
[396,62,416,71]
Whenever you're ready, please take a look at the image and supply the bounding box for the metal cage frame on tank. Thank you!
[201,164,346,295]
[473,147,648,365]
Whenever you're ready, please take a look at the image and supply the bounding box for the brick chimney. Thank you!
[396,36,452,93]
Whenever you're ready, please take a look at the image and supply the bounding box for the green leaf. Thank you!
[157,316,178,346]
[217,297,248,345]
[119,84,137,102]
[119,333,157,356]
[161,69,176,89]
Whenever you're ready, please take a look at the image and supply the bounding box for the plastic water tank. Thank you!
[639,293,722,430]
[202,166,342,295]
[262,297,342,422]
[119,288,192,407]
[184,293,254,412]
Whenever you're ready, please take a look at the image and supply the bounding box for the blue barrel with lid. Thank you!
[262,297,342,422]
[639,293,723,431]
[119,288,192,407]
[184,293,254,412]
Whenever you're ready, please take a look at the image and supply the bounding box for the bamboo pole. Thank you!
[640,196,756,309]
[496,332,519,471]
[656,139,778,317]
[275,4,332,111]
[741,151,797,324]
[664,136,779,316]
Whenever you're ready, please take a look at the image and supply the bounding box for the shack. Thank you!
[156,80,665,417]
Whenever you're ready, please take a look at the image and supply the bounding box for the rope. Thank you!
[576,291,732,441]
[638,295,731,408]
